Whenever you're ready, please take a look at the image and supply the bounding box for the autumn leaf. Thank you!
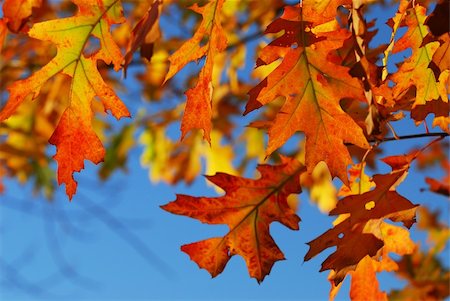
[347,256,388,301]
[390,206,450,301]
[389,4,441,106]
[123,0,161,75]
[425,177,450,197]
[329,172,417,228]
[164,0,227,143]
[2,0,42,32]
[246,4,369,183]
[0,0,130,199]
[1,0,449,297]
[305,154,418,284]
[338,163,374,197]
[305,218,384,284]
[347,221,415,301]
[161,157,305,282]
[431,33,450,73]
[302,0,351,25]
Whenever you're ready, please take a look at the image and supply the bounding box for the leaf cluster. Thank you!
[0,0,449,299]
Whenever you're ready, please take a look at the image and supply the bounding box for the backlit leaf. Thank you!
[305,155,418,284]
[0,0,130,199]
[390,4,441,106]
[164,0,227,143]
[161,157,305,282]
[246,4,369,183]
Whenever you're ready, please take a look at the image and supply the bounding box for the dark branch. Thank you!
[368,132,449,143]
[344,132,449,146]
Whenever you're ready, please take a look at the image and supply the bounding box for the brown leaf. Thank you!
[123,0,161,75]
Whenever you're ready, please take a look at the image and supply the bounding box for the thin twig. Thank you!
[345,132,449,146]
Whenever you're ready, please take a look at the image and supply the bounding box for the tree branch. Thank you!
[343,132,448,146]
[368,132,449,143]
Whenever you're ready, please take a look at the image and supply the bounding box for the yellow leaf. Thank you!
[310,161,337,213]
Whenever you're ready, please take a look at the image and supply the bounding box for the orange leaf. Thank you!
[0,0,130,199]
[431,33,450,72]
[425,177,450,197]
[349,256,388,301]
[161,157,305,282]
[2,0,42,33]
[164,0,227,143]
[0,19,6,48]
[349,221,416,300]
[246,4,368,183]
[302,0,351,25]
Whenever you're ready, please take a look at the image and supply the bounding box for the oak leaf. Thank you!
[346,221,415,301]
[164,0,227,143]
[302,0,351,25]
[347,256,388,301]
[161,158,305,282]
[245,4,369,183]
[305,155,418,284]
[389,4,441,106]
[0,0,130,199]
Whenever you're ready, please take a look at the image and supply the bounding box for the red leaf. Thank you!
[161,157,305,282]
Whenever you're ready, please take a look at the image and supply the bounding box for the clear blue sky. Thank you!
[1,1,449,300]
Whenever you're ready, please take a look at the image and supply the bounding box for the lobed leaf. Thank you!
[389,4,441,106]
[0,0,130,199]
[305,154,418,284]
[246,4,369,183]
[161,157,305,282]
[164,0,227,143]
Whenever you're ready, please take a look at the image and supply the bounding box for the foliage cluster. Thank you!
[0,0,449,299]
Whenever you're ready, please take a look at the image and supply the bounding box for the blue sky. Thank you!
[1,1,449,300]
[1,123,448,300]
